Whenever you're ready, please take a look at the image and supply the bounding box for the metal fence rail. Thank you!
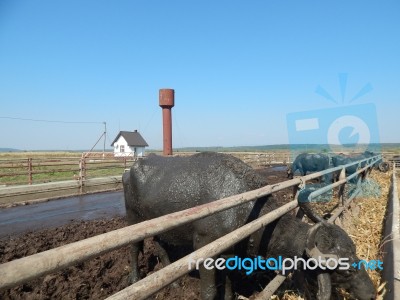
[0,155,382,299]
[254,161,373,299]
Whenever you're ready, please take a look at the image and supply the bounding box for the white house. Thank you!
[111,130,149,157]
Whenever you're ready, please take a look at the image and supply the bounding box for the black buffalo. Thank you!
[287,153,332,182]
[331,151,380,181]
[123,152,375,300]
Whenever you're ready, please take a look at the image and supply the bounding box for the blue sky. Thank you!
[0,0,399,150]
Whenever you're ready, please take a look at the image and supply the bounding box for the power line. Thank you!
[173,113,188,148]
[0,116,103,124]
[142,107,158,134]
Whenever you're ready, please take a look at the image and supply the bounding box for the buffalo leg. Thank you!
[199,263,218,300]
[153,237,171,267]
[224,274,233,300]
[129,240,144,284]
[153,237,180,288]
[219,254,233,300]
[194,232,219,300]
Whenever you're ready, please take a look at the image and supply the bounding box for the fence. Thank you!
[228,152,292,167]
[231,151,398,169]
[0,152,137,186]
[384,153,400,168]
[0,154,382,299]
[160,151,292,167]
[1,150,396,186]
[381,163,400,300]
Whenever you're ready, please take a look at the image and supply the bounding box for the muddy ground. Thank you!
[0,166,361,300]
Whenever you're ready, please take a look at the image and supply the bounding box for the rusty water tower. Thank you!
[159,89,174,156]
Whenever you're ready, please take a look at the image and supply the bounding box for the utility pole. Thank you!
[103,122,107,157]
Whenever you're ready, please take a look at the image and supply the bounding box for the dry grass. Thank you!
[276,169,391,300]
[346,170,391,299]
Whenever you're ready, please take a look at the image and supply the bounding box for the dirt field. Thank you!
[0,166,390,299]
[0,217,292,300]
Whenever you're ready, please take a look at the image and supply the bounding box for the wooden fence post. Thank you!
[338,167,346,207]
[294,181,306,219]
[79,157,86,193]
[28,158,32,185]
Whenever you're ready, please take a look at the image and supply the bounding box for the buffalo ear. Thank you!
[317,272,332,300]
[305,223,339,267]
[306,222,324,253]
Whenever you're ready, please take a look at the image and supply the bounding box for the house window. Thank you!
[120,145,125,152]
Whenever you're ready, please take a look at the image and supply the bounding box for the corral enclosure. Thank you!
[0,152,135,186]
[1,149,399,186]
[0,151,397,299]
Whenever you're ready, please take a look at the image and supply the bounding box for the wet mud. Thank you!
[0,165,291,300]
[0,191,125,239]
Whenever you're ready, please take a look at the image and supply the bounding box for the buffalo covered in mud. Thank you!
[123,152,376,300]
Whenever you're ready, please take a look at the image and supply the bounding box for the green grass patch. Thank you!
[0,152,130,185]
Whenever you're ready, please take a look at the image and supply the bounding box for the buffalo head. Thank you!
[305,222,376,300]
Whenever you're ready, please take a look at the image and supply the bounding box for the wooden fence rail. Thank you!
[112,155,381,300]
[0,154,136,186]
[1,151,396,185]
[0,155,381,299]
[231,151,398,169]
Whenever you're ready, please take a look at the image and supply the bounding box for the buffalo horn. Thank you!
[316,272,332,300]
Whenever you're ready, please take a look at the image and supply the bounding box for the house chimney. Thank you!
[159,89,174,156]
